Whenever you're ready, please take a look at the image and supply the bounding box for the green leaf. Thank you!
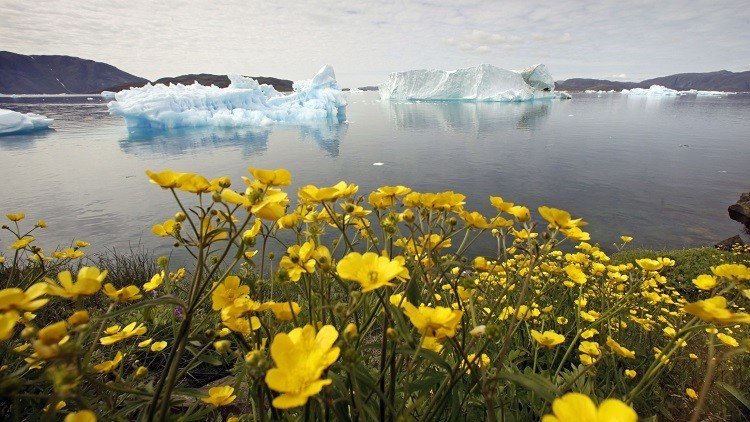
[717,381,750,411]
[497,369,557,402]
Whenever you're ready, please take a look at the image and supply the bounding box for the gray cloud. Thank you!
[1,0,748,86]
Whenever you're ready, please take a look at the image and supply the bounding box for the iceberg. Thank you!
[379,64,569,102]
[622,85,736,97]
[621,85,679,96]
[0,108,53,135]
[108,65,347,129]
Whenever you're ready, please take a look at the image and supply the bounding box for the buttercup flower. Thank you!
[692,274,717,290]
[259,301,301,321]
[211,276,250,311]
[46,267,107,299]
[711,263,750,281]
[6,213,25,222]
[94,351,123,373]
[606,337,636,359]
[202,385,236,407]
[402,302,462,340]
[265,325,340,409]
[248,167,292,187]
[143,271,165,292]
[103,284,142,302]
[683,296,750,324]
[64,410,97,422]
[542,393,637,422]
[99,322,147,346]
[531,330,565,348]
[336,252,409,292]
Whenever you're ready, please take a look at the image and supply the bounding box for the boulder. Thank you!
[728,192,750,228]
[714,235,744,251]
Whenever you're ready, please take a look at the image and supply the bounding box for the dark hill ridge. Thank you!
[556,70,750,92]
[104,73,294,93]
[0,51,148,94]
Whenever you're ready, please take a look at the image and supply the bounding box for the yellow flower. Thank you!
[64,410,97,422]
[581,329,598,339]
[145,169,187,189]
[459,211,492,229]
[248,167,292,187]
[636,258,663,271]
[620,235,633,243]
[578,341,601,357]
[177,173,214,194]
[561,227,590,241]
[402,302,462,340]
[151,219,177,237]
[0,311,19,341]
[507,205,530,222]
[686,388,698,400]
[689,353,698,360]
[138,338,153,348]
[336,252,408,292]
[213,340,231,353]
[10,236,35,250]
[259,301,301,321]
[624,369,636,379]
[135,366,148,377]
[265,325,340,409]
[202,385,237,407]
[531,330,565,348]
[46,267,106,299]
[0,283,48,312]
[298,181,358,203]
[606,337,635,359]
[212,276,250,311]
[100,322,147,345]
[36,220,47,228]
[151,341,168,352]
[279,241,318,282]
[368,185,412,209]
[683,296,750,324]
[564,264,587,285]
[542,393,637,422]
[692,274,717,290]
[52,248,85,260]
[94,351,123,373]
[711,263,750,281]
[538,206,586,230]
[716,333,739,347]
[67,310,89,326]
[6,213,25,222]
[103,284,142,302]
[143,271,165,292]
[242,219,263,242]
[251,189,289,221]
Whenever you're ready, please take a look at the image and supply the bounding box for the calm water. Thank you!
[1,92,748,258]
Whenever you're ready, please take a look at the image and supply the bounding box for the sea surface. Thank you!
[1,92,748,259]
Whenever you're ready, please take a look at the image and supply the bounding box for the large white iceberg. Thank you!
[108,65,347,129]
[0,108,53,135]
[379,64,568,102]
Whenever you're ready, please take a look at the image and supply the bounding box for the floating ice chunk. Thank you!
[101,91,116,100]
[0,108,53,135]
[373,162,384,166]
[621,85,679,96]
[379,64,568,102]
[520,64,554,92]
[108,65,347,130]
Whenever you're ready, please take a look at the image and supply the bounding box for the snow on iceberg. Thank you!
[108,65,347,129]
[0,108,53,135]
[379,64,569,102]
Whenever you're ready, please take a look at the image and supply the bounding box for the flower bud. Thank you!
[156,256,169,268]
[386,328,398,340]
[344,323,358,341]
[213,340,231,353]
[211,192,222,202]
[174,212,186,222]
[134,366,148,377]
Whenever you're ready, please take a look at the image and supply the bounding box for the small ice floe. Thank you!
[373,162,384,166]
[86,97,94,101]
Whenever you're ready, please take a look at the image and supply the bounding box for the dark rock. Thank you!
[0,51,148,94]
[728,192,750,228]
[715,235,744,251]
[555,69,750,93]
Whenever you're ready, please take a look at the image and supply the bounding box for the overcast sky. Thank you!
[2,0,749,87]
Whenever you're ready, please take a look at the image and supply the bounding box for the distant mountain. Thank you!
[556,70,750,92]
[104,73,294,93]
[0,51,148,94]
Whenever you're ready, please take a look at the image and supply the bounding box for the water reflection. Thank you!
[384,100,552,133]
[0,128,55,151]
[119,120,348,157]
